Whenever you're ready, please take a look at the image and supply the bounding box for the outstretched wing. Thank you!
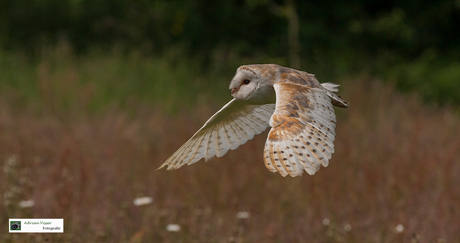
[264,81,337,177]
[160,99,276,170]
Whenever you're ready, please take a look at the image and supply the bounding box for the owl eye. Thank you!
[243,79,251,84]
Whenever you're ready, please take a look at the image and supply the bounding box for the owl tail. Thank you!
[320,83,349,108]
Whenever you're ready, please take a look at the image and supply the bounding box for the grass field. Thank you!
[1,51,459,242]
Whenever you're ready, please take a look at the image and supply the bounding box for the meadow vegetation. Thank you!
[1,47,459,242]
[1,1,459,242]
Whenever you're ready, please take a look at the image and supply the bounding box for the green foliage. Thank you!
[0,0,459,107]
[390,50,460,105]
[0,47,217,113]
[2,0,457,57]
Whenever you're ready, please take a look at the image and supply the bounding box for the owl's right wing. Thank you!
[159,99,276,170]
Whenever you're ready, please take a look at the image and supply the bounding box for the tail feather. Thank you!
[320,82,349,108]
[321,82,340,92]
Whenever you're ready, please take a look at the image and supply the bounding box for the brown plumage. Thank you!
[159,64,348,177]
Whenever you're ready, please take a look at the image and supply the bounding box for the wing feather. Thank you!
[272,141,288,177]
[263,80,338,177]
[223,120,240,150]
[264,143,277,173]
[217,124,230,156]
[210,126,219,158]
[159,99,276,170]
[235,114,258,135]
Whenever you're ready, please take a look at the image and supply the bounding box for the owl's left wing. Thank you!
[264,82,337,177]
[159,99,276,170]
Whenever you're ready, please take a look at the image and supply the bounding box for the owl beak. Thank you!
[231,87,239,94]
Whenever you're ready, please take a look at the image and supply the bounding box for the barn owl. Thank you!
[159,64,349,177]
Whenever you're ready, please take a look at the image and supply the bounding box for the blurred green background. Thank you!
[1,0,460,109]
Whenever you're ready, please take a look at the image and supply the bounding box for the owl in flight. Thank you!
[159,64,349,177]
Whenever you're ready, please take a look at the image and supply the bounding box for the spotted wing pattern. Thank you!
[159,99,276,170]
[264,82,337,177]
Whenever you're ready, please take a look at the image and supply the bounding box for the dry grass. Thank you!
[1,77,460,242]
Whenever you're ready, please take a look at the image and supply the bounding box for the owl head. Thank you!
[229,64,277,102]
